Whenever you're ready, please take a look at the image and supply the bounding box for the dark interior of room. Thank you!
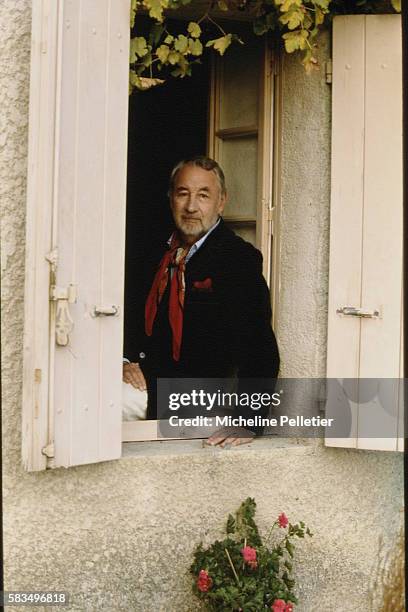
[124,31,210,351]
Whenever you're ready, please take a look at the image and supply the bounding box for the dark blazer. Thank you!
[124,219,280,424]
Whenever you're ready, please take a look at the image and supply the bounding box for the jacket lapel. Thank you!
[185,218,230,279]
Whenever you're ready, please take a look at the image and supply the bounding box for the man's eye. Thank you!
[199,193,209,198]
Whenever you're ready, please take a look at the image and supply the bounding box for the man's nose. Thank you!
[185,194,199,212]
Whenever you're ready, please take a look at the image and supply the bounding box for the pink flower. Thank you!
[197,569,213,592]
[285,604,294,612]
[241,545,257,563]
[278,512,289,528]
[241,545,258,569]
[271,600,286,612]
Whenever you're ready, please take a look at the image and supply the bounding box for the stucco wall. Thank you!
[1,2,403,611]
[278,36,331,379]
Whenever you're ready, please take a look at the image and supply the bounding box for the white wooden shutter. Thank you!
[23,0,130,470]
[326,15,403,451]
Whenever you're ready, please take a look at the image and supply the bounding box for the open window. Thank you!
[122,19,277,442]
[22,2,279,468]
[23,3,403,471]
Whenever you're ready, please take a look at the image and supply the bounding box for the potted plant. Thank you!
[191,498,312,611]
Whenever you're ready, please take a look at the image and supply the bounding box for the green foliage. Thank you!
[206,33,233,56]
[129,0,401,92]
[229,497,263,547]
[190,498,313,611]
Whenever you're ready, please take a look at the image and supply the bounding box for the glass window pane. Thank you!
[225,224,256,246]
[219,39,261,130]
[220,136,258,218]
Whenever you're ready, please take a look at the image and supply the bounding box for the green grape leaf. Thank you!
[315,7,325,25]
[188,21,202,38]
[175,34,189,53]
[129,69,141,93]
[156,44,170,63]
[143,0,168,22]
[206,33,232,56]
[313,0,330,9]
[279,8,304,30]
[277,0,302,12]
[188,38,203,56]
[168,50,181,65]
[282,29,308,53]
[130,0,137,28]
[130,37,149,62]
[391,0,401,10]
[140,51,153,68]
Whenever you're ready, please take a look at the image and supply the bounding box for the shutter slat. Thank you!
[23,0,62,471]
[357,16,402,450]
[325,16,366,448]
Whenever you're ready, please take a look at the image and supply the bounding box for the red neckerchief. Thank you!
[145,233,189,361]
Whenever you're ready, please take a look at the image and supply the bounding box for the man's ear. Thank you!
[219,192,227,215]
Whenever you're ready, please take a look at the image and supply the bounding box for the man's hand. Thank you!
[205,426,255,448]
[122,361,147,391]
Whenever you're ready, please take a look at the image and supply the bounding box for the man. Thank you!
[123,156,279,446]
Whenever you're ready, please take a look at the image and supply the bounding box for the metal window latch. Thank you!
[336,306,380,318]
[93,305,119,317]
[50,284,77,346]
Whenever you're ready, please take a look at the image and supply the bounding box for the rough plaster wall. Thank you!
[1,0,31,483]
[2,442,404,612]
[0,4,403,611]
[277,33,331,378]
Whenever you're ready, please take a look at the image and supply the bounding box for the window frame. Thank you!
[121,39,281,443]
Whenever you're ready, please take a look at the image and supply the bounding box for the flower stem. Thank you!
[225,548,240,585]
[206,13,227,36]
[266,520,277,542]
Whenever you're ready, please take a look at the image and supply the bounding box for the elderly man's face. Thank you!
[170,164,226,246]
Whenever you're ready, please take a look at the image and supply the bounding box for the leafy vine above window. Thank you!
[129,0,401,92]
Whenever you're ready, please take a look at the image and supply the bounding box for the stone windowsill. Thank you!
[121,436,320,459]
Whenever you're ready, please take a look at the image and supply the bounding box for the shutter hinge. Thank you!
[47,249,78,346]
[42,443,54,458]
[50,284,77,302]
[50,284,77,346]
[325,59,333,85]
